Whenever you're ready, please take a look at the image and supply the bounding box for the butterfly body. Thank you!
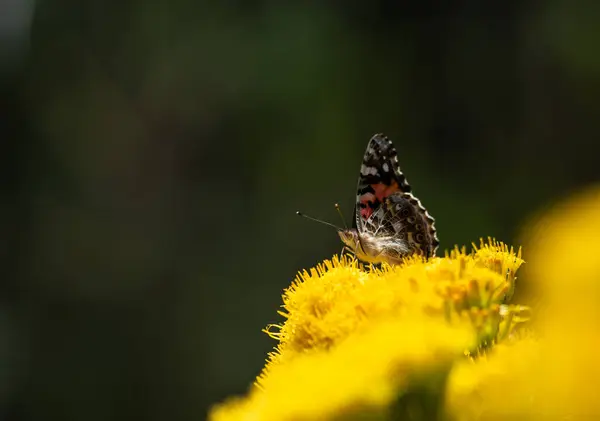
[338,227,408,265]
[338,134,439,263]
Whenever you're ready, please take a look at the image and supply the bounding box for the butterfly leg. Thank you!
[339,244,348,258]
[339,245,354,260]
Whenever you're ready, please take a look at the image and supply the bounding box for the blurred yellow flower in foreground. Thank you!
[212,319,475,421]
[210,186,600,420]
[448,186,600,420]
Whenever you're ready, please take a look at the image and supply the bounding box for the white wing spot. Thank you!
[383,163,389,172]
[392,221,404,232]
[362,165,379,176]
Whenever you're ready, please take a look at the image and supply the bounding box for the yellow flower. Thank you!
[470,237,524,301]
[446,333,540,421]
[210,239,525,421]
[210,185,600,420]
[212,318,476,421]
[526,187,600,307]
[445,185,600,420]
[263,241,524,374]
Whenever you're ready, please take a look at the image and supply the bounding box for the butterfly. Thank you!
[337,133,439,264]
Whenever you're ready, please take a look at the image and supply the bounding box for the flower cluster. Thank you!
[210,185,600,421]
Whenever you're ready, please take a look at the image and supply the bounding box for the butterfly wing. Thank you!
[354,133,412,230]
[380,192,439,257]
[354,134,439,258]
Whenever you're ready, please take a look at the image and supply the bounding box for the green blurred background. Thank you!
[1,0,599,419]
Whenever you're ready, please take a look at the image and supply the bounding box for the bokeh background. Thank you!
[1,1,599,419]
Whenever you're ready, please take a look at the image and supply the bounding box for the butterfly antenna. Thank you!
[334,203,348,229]
[296,211,342,230]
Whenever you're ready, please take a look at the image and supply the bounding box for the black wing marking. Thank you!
[354,134,412,230]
